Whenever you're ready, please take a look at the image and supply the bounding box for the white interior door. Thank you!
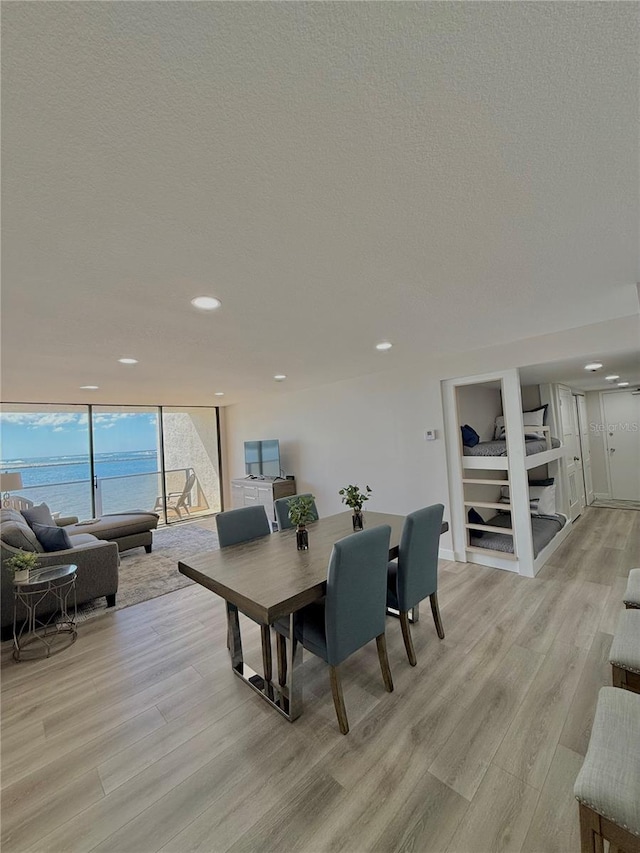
[602,391,640,501]
[559,387,583,521]
[575,394,593,506]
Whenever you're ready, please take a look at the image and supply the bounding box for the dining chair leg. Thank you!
[276,632,287,686]
[430,592,445,639]
[226,602,243,669]
[260,624,273,682]
[329,665,349,735]
[399,610,417,666]
[375,633,394,692]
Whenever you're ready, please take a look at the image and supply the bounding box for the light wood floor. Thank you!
[1,506,637,853]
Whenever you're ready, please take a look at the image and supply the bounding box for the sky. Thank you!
[0,411,158,461]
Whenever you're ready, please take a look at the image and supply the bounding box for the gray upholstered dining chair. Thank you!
[275,524,393,734]
[215,504,271,547]
[215,505,273,677]
[274,493,319,531]
[387,503,445,666]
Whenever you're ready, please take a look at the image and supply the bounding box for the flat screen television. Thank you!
[244,440,281,478]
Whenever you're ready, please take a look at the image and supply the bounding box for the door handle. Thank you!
[609,447,616,454]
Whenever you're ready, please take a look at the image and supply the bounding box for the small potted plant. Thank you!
[4,550,40,584]
[287,494,317,550]
[338,484,372,531]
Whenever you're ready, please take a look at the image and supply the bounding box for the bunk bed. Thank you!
[443,368,572,578]
[463,431,561,457]
[469,513,566,557]
[460,427,564,471]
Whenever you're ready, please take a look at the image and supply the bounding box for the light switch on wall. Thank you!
[424,429,436,441]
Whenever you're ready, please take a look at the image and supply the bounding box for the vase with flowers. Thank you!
[287,494,317,550]
[338,484,372,531]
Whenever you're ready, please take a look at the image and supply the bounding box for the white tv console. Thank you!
[230,477,297,523]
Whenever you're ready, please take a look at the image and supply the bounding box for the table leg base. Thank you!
[232,661,301,721]
[386,604,419,624]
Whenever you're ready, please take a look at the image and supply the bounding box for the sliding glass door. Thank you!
[160,407,221,523]
[0,404,93,518]
[1,403,222,523]
[91,407,161,516]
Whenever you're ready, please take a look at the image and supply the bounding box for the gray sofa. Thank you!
[1,508,120,640]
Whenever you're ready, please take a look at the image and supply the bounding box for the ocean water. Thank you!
[1,450,166,519]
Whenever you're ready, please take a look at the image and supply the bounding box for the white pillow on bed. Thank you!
[500,484,556,515]
[493,411,545,441]
[523,410,546,439]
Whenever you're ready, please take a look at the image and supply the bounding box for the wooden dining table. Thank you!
[178,510,448,721]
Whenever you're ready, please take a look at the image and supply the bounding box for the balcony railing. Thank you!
[4,467,209,522]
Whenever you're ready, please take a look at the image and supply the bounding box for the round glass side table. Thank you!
[12,563,78,662]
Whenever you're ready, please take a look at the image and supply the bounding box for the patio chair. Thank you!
[2,495,34,512]
[154,471,196,519]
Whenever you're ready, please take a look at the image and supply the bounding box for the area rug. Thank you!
[76,523,220,622]
[592,498,640,511]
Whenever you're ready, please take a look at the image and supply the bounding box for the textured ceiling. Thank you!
[2,1,638,405]
[519,350,640,392]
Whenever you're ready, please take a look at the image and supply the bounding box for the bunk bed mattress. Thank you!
[463,437,561,457]
[469,513,565,557]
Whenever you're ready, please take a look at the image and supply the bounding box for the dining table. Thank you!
[178,510,449,722]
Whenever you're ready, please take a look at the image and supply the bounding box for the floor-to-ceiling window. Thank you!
[91,406,161,516]
[160,407,221,523]
[0,404,93,518]
[0,403,222,523]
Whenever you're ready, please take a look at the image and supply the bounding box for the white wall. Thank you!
[585,391,610,497]
[456,384,502,442]
[520,385,542,411]
[223,316,638,558]
[225,368,453,550]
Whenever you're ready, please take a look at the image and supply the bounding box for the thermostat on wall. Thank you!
[424,429,437,441]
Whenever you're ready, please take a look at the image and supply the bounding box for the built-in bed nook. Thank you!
[443,369,571,578]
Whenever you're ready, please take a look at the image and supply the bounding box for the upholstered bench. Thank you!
[574,686,640,853]
[624,568,640,609]
[65,511,159,554]
[610,609,640,694]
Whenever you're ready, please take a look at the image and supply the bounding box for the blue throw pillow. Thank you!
[467,507,485,537]
[21,503,57,530]
[461,424,480,447]
[31,522,72,553]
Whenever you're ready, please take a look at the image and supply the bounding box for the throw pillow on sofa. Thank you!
[30,522,72,552]
[1,519,42,552]
[21,502,58,529]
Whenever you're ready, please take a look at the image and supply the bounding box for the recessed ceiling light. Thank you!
[214,392,224,397]
[118,358,138,365]
[80,385,99,390]
[274,374,287,381]
[376,341,393,351]
[605,375,620,381]
[618,381,630,387]
[191,296,221,311]
[584,362,603,371]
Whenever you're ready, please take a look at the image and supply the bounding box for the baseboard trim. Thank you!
[593,492,611,500]
[439,547,455,561]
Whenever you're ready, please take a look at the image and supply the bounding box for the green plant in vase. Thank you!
[287,494,316,550]
[4,550,40,583]
[338,484,372,530]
